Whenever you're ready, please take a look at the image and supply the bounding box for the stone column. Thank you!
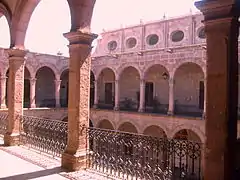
[138,79,145,112]
[61,31,97,171]
[0,76,7,109]
[55,79,61,108]
[167,77,174,115]
[93,80,98,108]
[202,78,206,119]
[195,1,239,179]
[114,79,120,110]
[30,78,36,108]
[4,48,26,146]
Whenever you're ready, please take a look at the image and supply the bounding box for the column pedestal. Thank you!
[61,31,97,171]
[4,48,26,146]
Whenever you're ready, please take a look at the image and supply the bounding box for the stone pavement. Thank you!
[0,139,115,180]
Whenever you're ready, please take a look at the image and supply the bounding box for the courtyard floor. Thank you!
[0,139,114,180]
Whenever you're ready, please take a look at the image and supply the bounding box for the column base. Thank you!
[202,112,206,119]
[30,104,36,109]
[167,111,174,116]
[0,104,7,109]
[114,106,119,111]
[4,133,20,146]
[61,151,88,171]
[93,104,98,109]
[138,108,145,113]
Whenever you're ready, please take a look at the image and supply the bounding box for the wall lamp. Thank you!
[162,72,169,80]
[201,45,207,50]
[166,49,173,53]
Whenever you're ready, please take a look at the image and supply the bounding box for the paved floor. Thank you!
[0,139,113,180]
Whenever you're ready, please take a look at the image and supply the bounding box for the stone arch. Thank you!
[97,119,114,130]
[173,62,205,116]
[143,64,170,113]
[143,125,167,138]
[119,66,141,111]
[60,69,69,107]
[117,64,142,80]
[170,124,205,143]
[11,0,94,48]
[96,66,116,80]
[35,64,58,80]
[118,122,138,133]
[25,64,35,79]
[97,67,116,109]
[35,66,56,107]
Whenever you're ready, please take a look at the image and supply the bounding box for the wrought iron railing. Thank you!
[19,115,67,157]
[87,127,202,180]
[0,112,8,135]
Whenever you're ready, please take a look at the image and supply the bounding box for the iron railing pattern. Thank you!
[19,115,67,157]
[0,112,7,135]
[87,127,202,180]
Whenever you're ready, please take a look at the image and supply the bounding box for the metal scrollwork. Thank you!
[87,127,202,180]
[19,115,68,157]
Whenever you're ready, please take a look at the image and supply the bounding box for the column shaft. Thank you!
[30,78,36,108]
[114,79,119,110]
[0,76,7,109]
[55,80,61,108]
[168,78,174,115]
[4,49,26,146]
[138,79,145,112]
[93,80,98,108]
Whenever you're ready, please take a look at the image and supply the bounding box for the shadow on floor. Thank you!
[0,166,65,180]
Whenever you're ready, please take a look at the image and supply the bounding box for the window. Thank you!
[126,37,137,49]
[107,40,117,51]
[146,34,159,45]
[171,30,184,42]
[198,27,206,39]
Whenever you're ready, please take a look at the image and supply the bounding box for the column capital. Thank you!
[195,0,239,21]
[0,76,7,80]
[7,48,28,58]
[169,78,174,85]
[64,31,98,46]
[30,78,37,82]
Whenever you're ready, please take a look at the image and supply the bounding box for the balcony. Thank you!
[0,112,203,179]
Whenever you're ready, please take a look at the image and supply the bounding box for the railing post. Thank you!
[4,48,26,146]
[61,31,97,171]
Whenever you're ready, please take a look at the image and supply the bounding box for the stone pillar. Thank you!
[61,31,97,171]
[30,78,36,108]
[4,48,26,146]
[0,76,7,109]
[167,77,174,115]
[138,79,145,112]
[93,80,98,108]
[202,78,206,119]
[114,79,120,111]
[195,1,239,179]
[55,79,61,108]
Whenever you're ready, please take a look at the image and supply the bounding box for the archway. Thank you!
[35,66,55,107]
[173,129,202,178]
[119,67,140,111]
[118,122,138,133]
[97,119,114,130]
[60,69,69,107]
[24,0,71,56]
[144,64,169,114]
[174,62,204,117]
[143,125,167,138]
[90,71,95,108]
[24,67,31,108]
[0,15,10,48]
[97,68,115,109]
